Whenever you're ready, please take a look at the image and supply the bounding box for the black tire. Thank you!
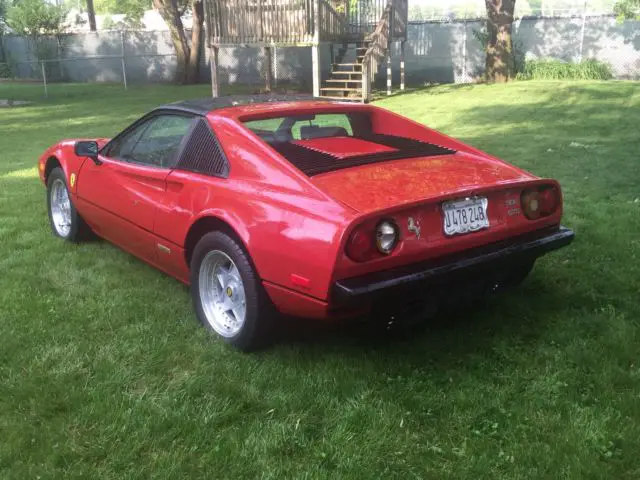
[46,167,91,242]
[190,231,275,351]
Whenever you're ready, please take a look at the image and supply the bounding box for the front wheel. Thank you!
[190,231,274,351]
[46,167,90,242]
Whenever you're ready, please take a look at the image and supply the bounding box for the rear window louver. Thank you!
[176,119,229,177]
[269,134,455,176]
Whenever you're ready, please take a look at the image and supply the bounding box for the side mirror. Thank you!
[74,141,101,165]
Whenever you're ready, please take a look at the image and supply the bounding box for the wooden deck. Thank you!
[205,0,408,46]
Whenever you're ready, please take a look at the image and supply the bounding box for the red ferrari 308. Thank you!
[39,95,574,350]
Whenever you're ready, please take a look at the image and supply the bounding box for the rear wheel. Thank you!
[46,167,90,242]
[190,231,274,351]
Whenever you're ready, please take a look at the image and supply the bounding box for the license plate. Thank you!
[442,197,489,236]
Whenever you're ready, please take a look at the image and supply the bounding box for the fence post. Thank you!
[462,7,468,83]
[578,1,587,62]
[121,30,128,90]
[41,61,48,98]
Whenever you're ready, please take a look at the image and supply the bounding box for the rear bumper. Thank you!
[331,225,575,305]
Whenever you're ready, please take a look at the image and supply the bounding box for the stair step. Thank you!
[326,79,361,84]
[333,63,363,67]
[318,95,363,102]
[320,87,363,92]
[331,71,363,77]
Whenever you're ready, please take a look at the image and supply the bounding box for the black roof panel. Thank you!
[160,94,334,115]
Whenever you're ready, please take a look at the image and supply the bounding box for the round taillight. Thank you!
[521,190,541,220]
[346,226,376,262]
[376,221,399,255]
[539,186,559,215]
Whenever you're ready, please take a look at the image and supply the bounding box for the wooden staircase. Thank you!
[317,3,393,103]
[319,42,369,102]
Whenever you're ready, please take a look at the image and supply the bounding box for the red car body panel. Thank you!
[39,100,570,320]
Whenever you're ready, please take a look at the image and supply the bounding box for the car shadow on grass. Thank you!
[272,273,575,363]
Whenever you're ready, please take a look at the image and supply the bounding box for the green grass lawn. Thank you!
[1,81,639,478]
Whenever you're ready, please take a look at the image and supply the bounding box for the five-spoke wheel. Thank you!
[191,231,274,350]
[46,166,90,242]
[198,250,247,338]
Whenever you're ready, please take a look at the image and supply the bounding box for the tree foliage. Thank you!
[614,0,640,20]
[94,0,148,23]
[1,0,10,33]
[6,0,67,36]
[409,5,424,21]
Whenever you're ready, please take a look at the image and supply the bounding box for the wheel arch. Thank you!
[44,156,62,184]
[184,215,251,270]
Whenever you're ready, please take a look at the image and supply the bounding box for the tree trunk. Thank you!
[153,0,191,84]
[86,0,97,32]
[186,0,204,84]
[484,0,516,83]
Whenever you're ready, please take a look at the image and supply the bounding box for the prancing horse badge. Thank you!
[408,217,421,239]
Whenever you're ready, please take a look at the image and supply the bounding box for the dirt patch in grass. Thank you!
[0,99,32,107]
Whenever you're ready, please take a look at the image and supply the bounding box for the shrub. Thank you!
[517,59,614,81]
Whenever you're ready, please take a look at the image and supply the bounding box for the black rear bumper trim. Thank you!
[332,226,575,303]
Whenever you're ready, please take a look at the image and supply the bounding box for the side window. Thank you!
[130,115,194,168]
[107,114,194,168]
[106,120,149,159]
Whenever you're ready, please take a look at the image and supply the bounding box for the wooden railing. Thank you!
[318,0,348,41]
[205,0,405,45]
[392,0,408,39]
[345,0,407,40]
[207,0,315,45]
[361,4,391,102]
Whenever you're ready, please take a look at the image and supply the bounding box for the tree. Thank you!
[94,0,148,27]
[86,0,96,30]
[152,0,203,84]
[614,0,640,20]
[6,0,67,36]
[0,0,9,66]
[0,0,9,31]
[409,4,424,21]
[484,0,516,82]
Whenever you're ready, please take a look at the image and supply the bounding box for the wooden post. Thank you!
[386,50,392,96]
[209,45,219,98]
[311,0,321,97]
[312,44,320,97]
[400,40,405,91]
[361,58,370,103]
